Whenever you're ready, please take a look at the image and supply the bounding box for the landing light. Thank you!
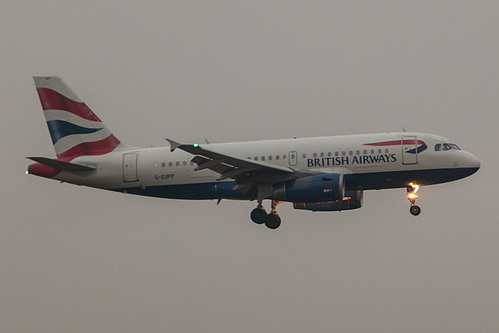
[25,170,29,175]
[408,182,420,201]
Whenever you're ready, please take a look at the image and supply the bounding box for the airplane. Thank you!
[26,77,480,229]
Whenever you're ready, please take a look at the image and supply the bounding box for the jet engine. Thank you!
[292,190,363,211]
[272,173,344,203]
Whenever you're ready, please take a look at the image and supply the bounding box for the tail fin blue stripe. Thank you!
[47,120,102,144]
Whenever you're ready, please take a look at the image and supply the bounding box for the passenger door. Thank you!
[402,136,418,165]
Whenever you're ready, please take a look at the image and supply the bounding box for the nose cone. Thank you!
[461,151,480,176]
[468,152,480,169]
[472,155,480,170]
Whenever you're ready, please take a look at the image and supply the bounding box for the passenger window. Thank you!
[385,149,389,154]
[283,155,287,159]
[378,149,382,154]
[176,161,179,166]
[335,152,338,157]
[161,162,166,167]
[169,162,173,167]
[363,150,367,154]
[183,161,187,166]
[276,155,280,160]
[254,156,258,161]
[268,156,272,161]
[435,144,441,151]
[302,153,306,158]
[313,153,317,158]
[349,151,353,156]
[371,149,374,154]
[356,150,360,155]
[261,156,265,161]
[320,152,324,157]
[342,151,346,156]
[328,152,332,157]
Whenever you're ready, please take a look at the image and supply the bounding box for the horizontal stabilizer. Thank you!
[27,157,96,172]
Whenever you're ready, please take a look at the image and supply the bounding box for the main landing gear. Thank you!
[251,200,282,229]
[407,182,421,216]
[250,185,282,229]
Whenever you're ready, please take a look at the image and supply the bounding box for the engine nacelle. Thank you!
[272,173,344,203]
[293,190,363,211]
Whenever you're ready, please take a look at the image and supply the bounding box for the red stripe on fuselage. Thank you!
[36,88,101,122]
[365,140,425,146]
[27,162,62,179]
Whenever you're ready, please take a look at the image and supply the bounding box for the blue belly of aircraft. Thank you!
[112,167,478,200]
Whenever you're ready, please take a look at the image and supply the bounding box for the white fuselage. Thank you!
[52,132,479,200]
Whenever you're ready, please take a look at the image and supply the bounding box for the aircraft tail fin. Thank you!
[33,76,132,159]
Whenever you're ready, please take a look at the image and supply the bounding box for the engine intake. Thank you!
[293,190,363,211]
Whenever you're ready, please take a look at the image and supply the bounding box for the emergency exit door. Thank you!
[289,151,297,166]
[123,153,138,182]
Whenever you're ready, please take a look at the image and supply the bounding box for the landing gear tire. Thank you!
[410,205,421,216]
[250,208,267,224]
[265,213,281,229]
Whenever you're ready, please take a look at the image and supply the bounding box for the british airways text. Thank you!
[307,154,397,167]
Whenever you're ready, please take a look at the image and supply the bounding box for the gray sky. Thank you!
[1,1,498,332]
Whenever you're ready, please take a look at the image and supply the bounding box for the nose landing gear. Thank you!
[250,200,282,229]
[407,183,421,216]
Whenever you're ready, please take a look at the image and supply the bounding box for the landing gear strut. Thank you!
[266,200,282,229]
[407,182,421,216]
[250,199,282,229]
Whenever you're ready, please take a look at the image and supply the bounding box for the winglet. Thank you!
[166,138,182,152]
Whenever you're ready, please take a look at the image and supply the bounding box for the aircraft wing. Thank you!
[166,139,306,190]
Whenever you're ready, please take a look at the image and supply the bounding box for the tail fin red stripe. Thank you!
[36,87,101,122]
[57,135,121,158]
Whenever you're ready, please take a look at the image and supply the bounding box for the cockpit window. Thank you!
[436,142,461,151]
